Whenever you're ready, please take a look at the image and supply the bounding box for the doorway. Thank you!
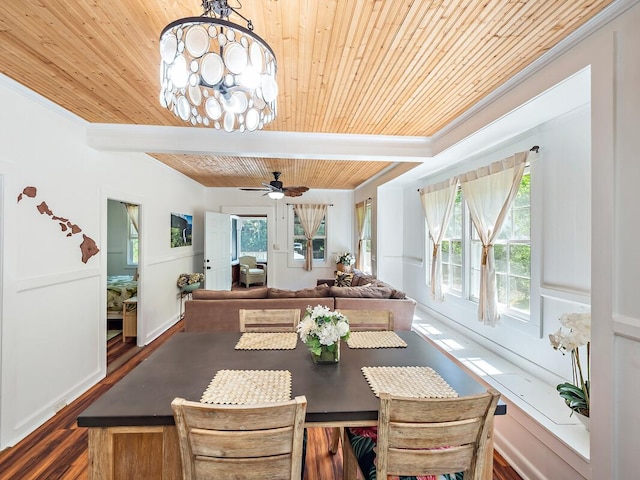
[106,200,139,344]
[231,215,268,288]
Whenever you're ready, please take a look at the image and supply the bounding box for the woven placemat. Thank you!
[201,370,292,405]
[347,331,407,349]
[235,332,298,350]
[361,366,458,398]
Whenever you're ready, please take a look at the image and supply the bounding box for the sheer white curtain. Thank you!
[124,203,139,232]
[293,204,327,271]
[355,201,366,270]
[459,151,528,326]
[419,177,458,302]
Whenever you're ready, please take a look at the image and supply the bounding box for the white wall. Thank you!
[0,77,208,448]
[207,188,355,289]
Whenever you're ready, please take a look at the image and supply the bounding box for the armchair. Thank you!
[239,255,267,287]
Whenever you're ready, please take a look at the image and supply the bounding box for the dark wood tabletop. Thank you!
[77,331,505,427]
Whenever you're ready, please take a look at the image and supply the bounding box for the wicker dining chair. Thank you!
[239,308,301,332]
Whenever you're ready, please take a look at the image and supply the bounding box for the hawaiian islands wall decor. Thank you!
[171,213,193,247]
[17,186,100,263]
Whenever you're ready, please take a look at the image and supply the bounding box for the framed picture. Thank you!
[171,213,193,247]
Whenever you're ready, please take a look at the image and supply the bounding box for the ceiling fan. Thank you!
[240,172,309,198]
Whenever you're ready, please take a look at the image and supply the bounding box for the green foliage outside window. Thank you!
[293,213,326,261]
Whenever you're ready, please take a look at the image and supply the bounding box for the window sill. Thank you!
[412,305,590,463]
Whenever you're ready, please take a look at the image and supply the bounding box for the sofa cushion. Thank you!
[390,289,407,299]
[335,272,354,287]
[267,288,297,298]
[330,285,393,299]
[372,280,407,299]
[297,284,331,297]
[192,287,269,300]
[268,284,331,298]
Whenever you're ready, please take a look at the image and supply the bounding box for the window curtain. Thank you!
[419,177,458,302]
[355,201,367,270]
[293,204,327,271]
[459,151,528,326]
[124,203,139,232]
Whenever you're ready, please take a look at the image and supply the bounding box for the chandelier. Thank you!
[159,0,278,132]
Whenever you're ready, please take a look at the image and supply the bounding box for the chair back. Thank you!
[239,256,258,268]
[337,309,394,331]
[172,396,307,480]
[376,389,500,479]
[239,309,301,332]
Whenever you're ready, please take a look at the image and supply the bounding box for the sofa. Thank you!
[184,271,416,332]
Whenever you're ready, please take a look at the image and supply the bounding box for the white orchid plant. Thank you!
[297,305,350,356]
[548,312,591,417]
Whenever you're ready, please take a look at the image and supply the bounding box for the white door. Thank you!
[204,212,231,290]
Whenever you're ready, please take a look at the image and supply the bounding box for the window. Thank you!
[470,172,531,315]
[293,211,326,262]
[425,171,531,318]
[440,188,463,295]
[362,200,372,274]
[127,217,138,266]
[239,217,267,262]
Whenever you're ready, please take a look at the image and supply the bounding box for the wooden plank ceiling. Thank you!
[0,0,612,190]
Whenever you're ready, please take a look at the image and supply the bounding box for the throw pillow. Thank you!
[335,272,354,287]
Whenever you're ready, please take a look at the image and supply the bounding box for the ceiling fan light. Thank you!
[159,0,277,133]
[268,191,285,200]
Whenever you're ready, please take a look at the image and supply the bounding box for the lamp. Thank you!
[268,191,285,200]
[159,0,277,132]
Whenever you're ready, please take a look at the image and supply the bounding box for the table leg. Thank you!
[88,426,181,479]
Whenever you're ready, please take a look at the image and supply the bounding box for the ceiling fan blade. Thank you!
[283,186,309,193]
[261,182,279,191]
[284,189,306,197]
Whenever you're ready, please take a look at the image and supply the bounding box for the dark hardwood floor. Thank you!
[0,321,522,480]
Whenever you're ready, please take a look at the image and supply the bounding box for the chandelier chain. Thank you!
[201,0,253,30]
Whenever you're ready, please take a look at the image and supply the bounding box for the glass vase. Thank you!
[311,342,340,364]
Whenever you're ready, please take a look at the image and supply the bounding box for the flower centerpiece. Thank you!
[297,305,350,364]
[177,273,205,292]
[336,252,355,272]
[548,312,590,423]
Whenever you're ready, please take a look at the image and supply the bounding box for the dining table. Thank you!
[77,330,505,479]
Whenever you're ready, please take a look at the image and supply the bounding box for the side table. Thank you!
[122,297,137,343]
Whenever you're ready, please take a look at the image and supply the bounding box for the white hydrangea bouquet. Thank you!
[336,252,355,265]
[297,305,350,363]
[548,312,591,418]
